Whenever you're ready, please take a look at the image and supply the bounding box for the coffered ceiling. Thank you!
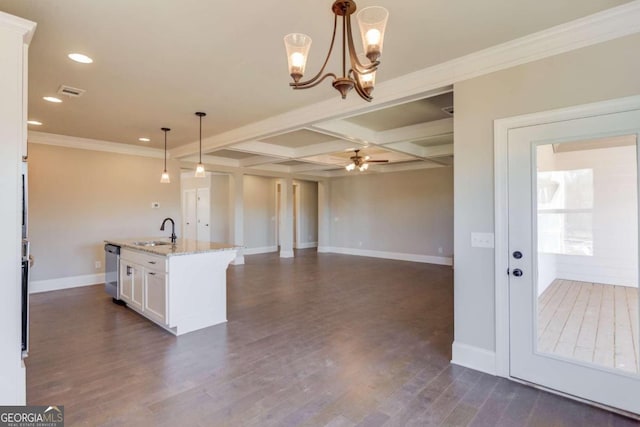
[0,0,631,178]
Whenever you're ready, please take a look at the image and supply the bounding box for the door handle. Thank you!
[512,268,523,277]
[148,272,156,276]
[513,251,523,259]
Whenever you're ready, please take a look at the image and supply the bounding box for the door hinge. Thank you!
[507,268,510,275]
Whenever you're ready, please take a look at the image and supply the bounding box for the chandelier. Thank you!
[284,1,389,102]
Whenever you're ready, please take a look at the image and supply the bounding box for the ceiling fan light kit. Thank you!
[284,0,388,102]
[345,149,388,172]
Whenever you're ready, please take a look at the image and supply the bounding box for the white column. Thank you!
[317,180,331,252]
[0,12,35,405]
[229,172,244,265]
[279,177,294,258]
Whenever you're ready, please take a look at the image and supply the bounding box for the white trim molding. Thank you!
[0,11,36,44]
[451,341,497,376]
[279,249,295,258]
[295,241,318,249]
[319,246,453,266]
[30,273,104,294]
[29,131,165,159]
[493,94,640,378]
[243,246,278,256]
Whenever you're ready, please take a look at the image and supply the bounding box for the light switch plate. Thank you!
[151,202,160,209]
[471,232,494,248]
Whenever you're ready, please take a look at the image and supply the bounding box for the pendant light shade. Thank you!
[160,127,171,183]
[195,112,206,178]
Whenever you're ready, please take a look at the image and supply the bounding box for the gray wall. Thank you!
[211,174,230,243]
[296,180,318,246]
[28,143,181,281]
[328,167,454,257]
[243,175,277,249]
[453,33,640,353]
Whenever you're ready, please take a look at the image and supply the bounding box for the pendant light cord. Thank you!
[164,130,167,171]
[199,115,202,164]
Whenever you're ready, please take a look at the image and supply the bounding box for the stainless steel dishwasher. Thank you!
[104,244,125,305]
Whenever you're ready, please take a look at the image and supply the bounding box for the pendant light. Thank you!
[160,127,171,183]
[195,112,206,178]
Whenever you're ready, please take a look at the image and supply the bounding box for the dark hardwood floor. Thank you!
[27,250,638,426]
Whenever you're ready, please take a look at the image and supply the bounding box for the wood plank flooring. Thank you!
[26,250,638,426]
[538,279,639,373]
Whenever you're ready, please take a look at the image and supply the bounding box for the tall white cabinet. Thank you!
[0,11,36,405]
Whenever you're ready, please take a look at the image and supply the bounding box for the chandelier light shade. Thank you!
[160,127,171,184]
[195,112,206,178]
[283,0,388,102]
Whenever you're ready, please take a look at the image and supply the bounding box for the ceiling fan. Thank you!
[345,149,389,171]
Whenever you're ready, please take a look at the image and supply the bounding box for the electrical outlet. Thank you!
[151,202,160,209]
[438,247,443,254]
[95,260,102,269]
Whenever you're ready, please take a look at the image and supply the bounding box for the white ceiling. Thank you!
[1,0,631,177]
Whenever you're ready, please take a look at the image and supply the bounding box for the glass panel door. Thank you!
[535,136,639,374]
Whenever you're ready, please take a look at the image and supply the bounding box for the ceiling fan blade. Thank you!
[367,160,389,163]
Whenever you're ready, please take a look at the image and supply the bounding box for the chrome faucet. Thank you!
[160,218,177,244]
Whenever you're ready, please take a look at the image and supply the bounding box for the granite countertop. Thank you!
[105,237,240,257]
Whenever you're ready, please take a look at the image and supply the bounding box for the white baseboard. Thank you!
[30,273,105,294]
[451,341,497,376]
[294,241,318,249]
[318,246,453,266]
[243,246,278,255]
[230,255,245,265]
[279,249,294,258]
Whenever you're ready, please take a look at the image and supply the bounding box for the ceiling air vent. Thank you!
[441,106,454,116]
[57,85,86,98]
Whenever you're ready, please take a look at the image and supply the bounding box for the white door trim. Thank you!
[493,94,640,378]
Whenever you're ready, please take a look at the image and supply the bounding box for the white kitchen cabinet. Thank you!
[119,261,143,311]
[119,248,168,327]
[110,241,236,336]
[143,269,167,325]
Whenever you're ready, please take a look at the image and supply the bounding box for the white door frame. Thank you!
[493,94,640,378]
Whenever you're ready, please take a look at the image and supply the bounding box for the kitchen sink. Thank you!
[133,240,172,247]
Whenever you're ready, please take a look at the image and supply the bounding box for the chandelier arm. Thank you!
[348,69,373,102]
[345,14,379,73]
[291,14,339,88]
[291,73,338,90]
[342,13,347,78]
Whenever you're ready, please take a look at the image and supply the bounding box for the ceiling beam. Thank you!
[376,118,453,144]
[225,141,294,159]
[307,121,377,145]
[293,140,355,159]
[239,155,284,167]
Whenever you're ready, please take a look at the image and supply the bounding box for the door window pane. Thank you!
[535,137,639,374]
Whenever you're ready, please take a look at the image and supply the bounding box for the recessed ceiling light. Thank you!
[27,120,43,126]
[43,96,62,103]
[138,137,151,142]
[68,53,93,64]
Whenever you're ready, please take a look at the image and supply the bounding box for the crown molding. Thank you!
[169,1,640,159]
[28,131,165,159]
[0,11,37,44]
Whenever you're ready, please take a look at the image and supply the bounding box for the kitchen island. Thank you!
[105,238,237,335]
